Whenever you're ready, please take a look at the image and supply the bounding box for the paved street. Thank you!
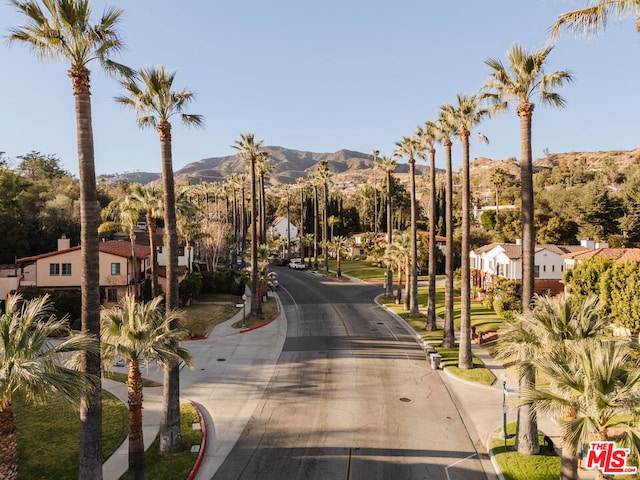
[209,268,489,480]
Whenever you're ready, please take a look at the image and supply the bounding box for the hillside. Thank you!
[99,146,640,194]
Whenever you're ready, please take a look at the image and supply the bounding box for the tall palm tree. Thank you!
[8,2,133,474]
[256,151,272,244]
[483,44,573,454]
[550,0,640,37]
[232,133,263,318]
[447,93,489,370]
[394,136,424,318]
[490,167,506,221]
[377,155,397,299]
[0,294,96,480]
[101,295,193,480]
[296,178,307,260]
[417,121,442,331]
[436,109,458,349]
[520,338,640,480]
[316,161,331,274]
[115,65,204,453]
[130,184,164,296]
[372,149,380,234]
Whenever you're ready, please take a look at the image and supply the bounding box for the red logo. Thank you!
[585,441,637,475]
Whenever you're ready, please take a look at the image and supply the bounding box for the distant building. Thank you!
[471,241,588,296]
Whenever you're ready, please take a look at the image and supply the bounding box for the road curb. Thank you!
[186,401,207,480]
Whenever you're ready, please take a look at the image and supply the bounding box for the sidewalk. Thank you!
[380,296,599,480]
[101,291,287,480]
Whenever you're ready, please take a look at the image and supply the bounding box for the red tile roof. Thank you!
[564,248,640,262]
[17,241,150,263]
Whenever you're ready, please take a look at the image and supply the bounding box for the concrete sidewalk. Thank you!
[102,291,287,480]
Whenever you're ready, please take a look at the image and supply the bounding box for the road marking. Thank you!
[279,284,298,311]
[445,452,477,480]
[330,303,350,336]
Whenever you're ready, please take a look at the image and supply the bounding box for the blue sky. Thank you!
[1,1,638,177]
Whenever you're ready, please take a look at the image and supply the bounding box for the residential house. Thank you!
[267,217,299,245]
[0,264,20,303]
[471,241,588,296]
[17,237,150,306]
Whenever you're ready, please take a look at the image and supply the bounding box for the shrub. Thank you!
[179,272,203,305]
[493,298,504,316]
[200,268,246,295]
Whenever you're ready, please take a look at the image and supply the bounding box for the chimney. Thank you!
[58,235,71,251]
[580,239,595,249]
[515,238,522,246]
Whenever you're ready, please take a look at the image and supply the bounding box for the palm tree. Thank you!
[498,294,609,471]
[436,109,458,349]
[520,338,640,480]
[8,2,133,474]
[296,178,307,260]
[490,167,506,221]
[256,151,272,244]
[386,231,411,306]
[176,188,198,274]
[115,66,204,453]
[101,295,193,480]
[99,191,142,298]
[0,294,96,480]
[328,235,348,277]
[483,44,573,454]
[232,133,263,318]
[550,0,640,37]
[316,161,331,274]
[130,184,164,295]
[417,121,443,331]
[447,93,489,370]
[394,136,424,318]
[372,149,380,234]
[377,155,397,299]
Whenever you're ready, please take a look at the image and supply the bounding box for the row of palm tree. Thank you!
[0,293,191,480]
[8,0,206,474]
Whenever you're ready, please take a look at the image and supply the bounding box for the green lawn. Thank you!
[15,390,128,479]
[323,258,390,281]
[180,292,244,337]
[119,403,202,480]
[491,423,561,480]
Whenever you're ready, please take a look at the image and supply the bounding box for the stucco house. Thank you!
[267,217,299,244]
[470,241,587,296]
[16,237,150,306]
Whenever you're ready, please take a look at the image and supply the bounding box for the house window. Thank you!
[543,265,547,272]
[61,263,72,276]
[552,265,555,272]
[49,263,60,276]
[107,288,118,302]
[534,265,540,278]
[178,246,185,256]
[111,263,121,275]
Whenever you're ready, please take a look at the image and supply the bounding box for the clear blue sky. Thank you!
[1,0,638,177]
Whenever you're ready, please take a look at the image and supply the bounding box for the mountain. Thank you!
[99,146,640,192]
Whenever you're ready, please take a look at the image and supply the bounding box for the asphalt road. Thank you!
[211,268,489,480]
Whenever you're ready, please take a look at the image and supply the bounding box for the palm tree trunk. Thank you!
[128,361,147,480]
[409,159,420,318]
[0,404,18,480]
[158,122,182,454]
[459,132,473,369]
[147,217,159,296]
[250,157,260,317]
[386,171,394,298]
[323,181,329,274]
[516,102,539,455]
[396,263,403,304]
[72,65,103,480]
[426,147,437,330]
[313,185,319,270]
[404,256,411,311]
[442,140,455,348]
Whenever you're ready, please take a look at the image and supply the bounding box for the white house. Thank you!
[471,241,587,296]
[267,217,299,244]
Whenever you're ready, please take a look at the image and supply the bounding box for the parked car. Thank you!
[288,259,306,270]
